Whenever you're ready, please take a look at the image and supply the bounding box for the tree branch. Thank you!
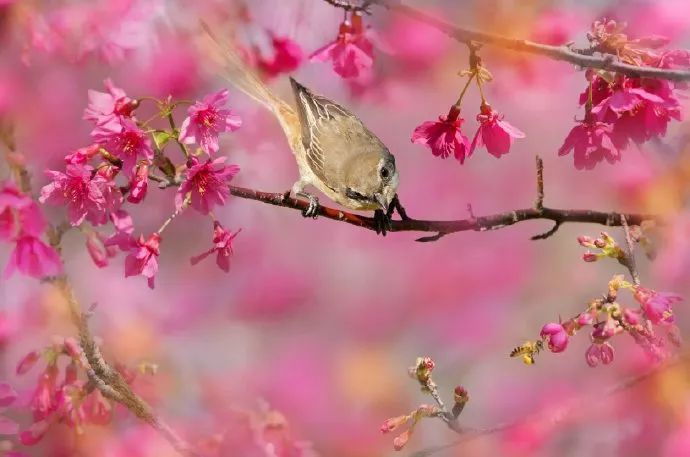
[371,0,690,82]
[409,355,688,457]
[227,185,659,240]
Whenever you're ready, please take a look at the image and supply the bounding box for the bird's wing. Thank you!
[290,78,354,184]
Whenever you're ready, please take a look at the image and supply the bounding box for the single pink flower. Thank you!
[190,222,240,273]
[85,231,117,268]
[558,116,621,170]
[83,79,138,129]
[256,35,303,78]
[16,350,41,375]
[411,106,471,163]
[124,233,161,289]
[634,287,682,325]
[470,104,525,158]
[4,235,62,279]
[539,323,569,353]
[126,163,148,204]
[40,164,107,226]
[309,17,374,79]
[585,342,614,367]
[178,89,242,155]
[0,182,45,239]
[92,118,153,176]
[176,157,240,215]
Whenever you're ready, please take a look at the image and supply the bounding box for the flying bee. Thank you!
[510,340,544,365]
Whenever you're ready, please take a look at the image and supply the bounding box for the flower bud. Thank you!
[583,252,598,262]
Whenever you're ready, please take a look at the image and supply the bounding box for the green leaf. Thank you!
[152,131,172,149]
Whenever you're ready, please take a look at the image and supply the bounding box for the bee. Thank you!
[510,340,544,365]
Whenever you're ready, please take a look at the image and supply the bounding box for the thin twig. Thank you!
[535,156,544,211]
[370,0,690,82]
[621,215,641,286]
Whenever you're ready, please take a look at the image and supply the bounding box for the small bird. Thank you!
[200,23,399,234]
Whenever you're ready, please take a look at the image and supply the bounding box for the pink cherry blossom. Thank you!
[0,182,45,239]
[83,78,138,129]
[584,342,614,367]
[124,233,161,289]
[411,106,471,163]
[539,323,569,353]
[176,157,240,215]
[29,364,58,421]
[256,35,303,78]
[4,235,62,279]
[634,287,682,325]
[310,17,374,79]
[190,222,240,273]
[92,118,153,176]
[178,89,242,155]
[470,104,525,158]
[19,420,49,446]
[40,164,107,226]
[558,116,621,170]
[126,163,148,204]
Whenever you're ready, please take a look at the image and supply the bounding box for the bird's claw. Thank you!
[298,193,319,219]
[374,209,392,236]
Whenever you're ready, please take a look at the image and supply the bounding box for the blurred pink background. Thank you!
[1,0,690,456]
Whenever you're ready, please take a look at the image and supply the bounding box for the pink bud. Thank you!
[582,252,598,262]
[623,308,641,326]
[0,382,17,407]
[577,235,593,246]
[540,323,569,353]
[576,313,594,326]
[393,429,412,451]
[63,337,81,359]
[16,350,40,375]
[380,415,409,434]
[593,239,606,248]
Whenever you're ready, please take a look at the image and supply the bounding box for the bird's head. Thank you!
[343,151,399,212]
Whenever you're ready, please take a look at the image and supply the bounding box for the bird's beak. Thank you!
[375,193,390,211]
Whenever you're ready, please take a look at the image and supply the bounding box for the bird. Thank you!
[200,22,399,234]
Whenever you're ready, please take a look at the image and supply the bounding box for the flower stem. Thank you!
[157,195,190,234]
[453,73,476,108]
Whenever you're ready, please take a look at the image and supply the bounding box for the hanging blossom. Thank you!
[176,157,240,215]
[178,89,242,156]
[411,106,471,163]
[255,34,303,78]
[83,78,138,129]
[126,162,148,204]
[85,231,117,268]
[558,112,621,170]
[310,13,374,79]
[470,103,525,158]
[1,182,61,279]
[124,233,161,289]
[191,222,240,273]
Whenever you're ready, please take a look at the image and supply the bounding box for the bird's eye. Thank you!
[380,167,390,179]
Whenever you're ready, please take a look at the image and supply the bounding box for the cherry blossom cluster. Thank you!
[35,79,244,288]
[411,49,525,164]
[559,19,689,170]
[11,337,147,447]
[380,357,469,451]
[511,232,682,366]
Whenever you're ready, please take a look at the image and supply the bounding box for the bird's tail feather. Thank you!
[199,20,295,122]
